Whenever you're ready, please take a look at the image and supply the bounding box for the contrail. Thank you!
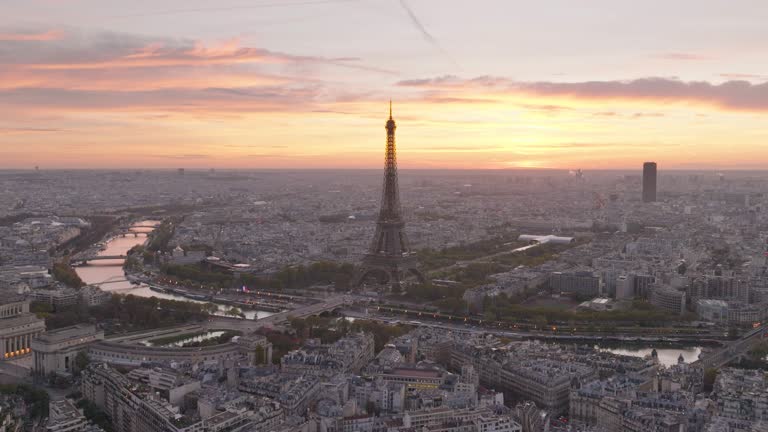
[398,0,458,68]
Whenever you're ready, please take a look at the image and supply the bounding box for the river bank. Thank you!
[74,220,276,320]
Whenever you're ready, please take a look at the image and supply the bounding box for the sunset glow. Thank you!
[2,0,768,169]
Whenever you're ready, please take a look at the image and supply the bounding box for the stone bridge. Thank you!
[694,325,767,369]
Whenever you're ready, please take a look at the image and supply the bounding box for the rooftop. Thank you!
[36,324,98,343]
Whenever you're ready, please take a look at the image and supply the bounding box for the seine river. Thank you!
[74,220,274,320]
[596,345,703,368]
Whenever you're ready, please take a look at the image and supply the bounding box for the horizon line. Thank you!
[1,167,766,172]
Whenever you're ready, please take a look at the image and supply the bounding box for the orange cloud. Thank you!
[0,30,63,41]
[0,27,386,115]
[399,76,768,113]
[2,28,768,170]
[0,67,292,91]
[31,44,296,70]
[0,127,64,134]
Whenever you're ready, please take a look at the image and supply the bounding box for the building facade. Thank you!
[32,324,104,377]
[550,270,601,297]
[0,297,46,361]
[650,286,686,315]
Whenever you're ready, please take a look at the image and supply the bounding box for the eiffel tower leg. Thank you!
[390,270,402,292]
[409,268,426,284]
[351,267,366,289]
[353,266,390,290]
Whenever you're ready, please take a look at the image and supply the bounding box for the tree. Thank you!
[254,345,266,365]
[288,317,307,335]
[532,315,548,329]
[52,261,86,288]
[74,351,90,372]
[30,301,54,315]
[365,401,380,416]
[0,384,49,419]
[434,297,467,315]
[703,368,718,392]
[76,399,113,432]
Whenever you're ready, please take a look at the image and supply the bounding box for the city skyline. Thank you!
[3,0,768,169]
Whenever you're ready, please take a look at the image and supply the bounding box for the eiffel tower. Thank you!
[354,102,423,291]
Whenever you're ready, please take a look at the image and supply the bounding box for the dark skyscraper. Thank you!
[353,102,423,291]
[643,162,657,202]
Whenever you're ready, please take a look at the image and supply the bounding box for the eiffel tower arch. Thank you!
[353,102,424,291]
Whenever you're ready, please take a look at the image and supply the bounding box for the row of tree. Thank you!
[481,292,684,325]
[41,294,216,333]
[417,233,522,270]
[161,261,356,291]
[52,261,86,288]
[147,218,177,252]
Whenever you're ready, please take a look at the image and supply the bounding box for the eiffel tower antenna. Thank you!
[353,101,424,291]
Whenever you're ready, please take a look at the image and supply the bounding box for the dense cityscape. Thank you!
[2,103,768,432]
[4,2,768,432]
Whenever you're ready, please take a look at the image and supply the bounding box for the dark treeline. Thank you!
[162,261,355,291]
[270,261,355,290]
[55,215,122,255]
[405,243,575,315]
[0,384,49,420]
[417,233,522,270]
[482,294,686,326]
[0,212,36,226]
[41,294,216,333]
[52,261,86,288]
[147,218,177,252]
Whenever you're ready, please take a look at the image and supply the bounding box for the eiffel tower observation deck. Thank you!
[354,102,424,292]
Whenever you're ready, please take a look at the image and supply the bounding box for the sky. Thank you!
[2,0,768,170]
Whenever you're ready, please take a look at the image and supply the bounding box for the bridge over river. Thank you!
[203,295,350,332]
[694,324,767,369]
[72,255,128,265]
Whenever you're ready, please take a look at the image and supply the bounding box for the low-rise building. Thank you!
[377,365,447,390]
[126,367,201,406]
[281,333,374,378]
[239,373,321,417]
[46,399,102,432]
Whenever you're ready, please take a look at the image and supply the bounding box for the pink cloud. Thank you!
[398,76,768,112]
[3,31,393,74]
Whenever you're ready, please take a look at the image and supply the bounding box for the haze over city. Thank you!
[5,3,768,432]
[3,0,768,169]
